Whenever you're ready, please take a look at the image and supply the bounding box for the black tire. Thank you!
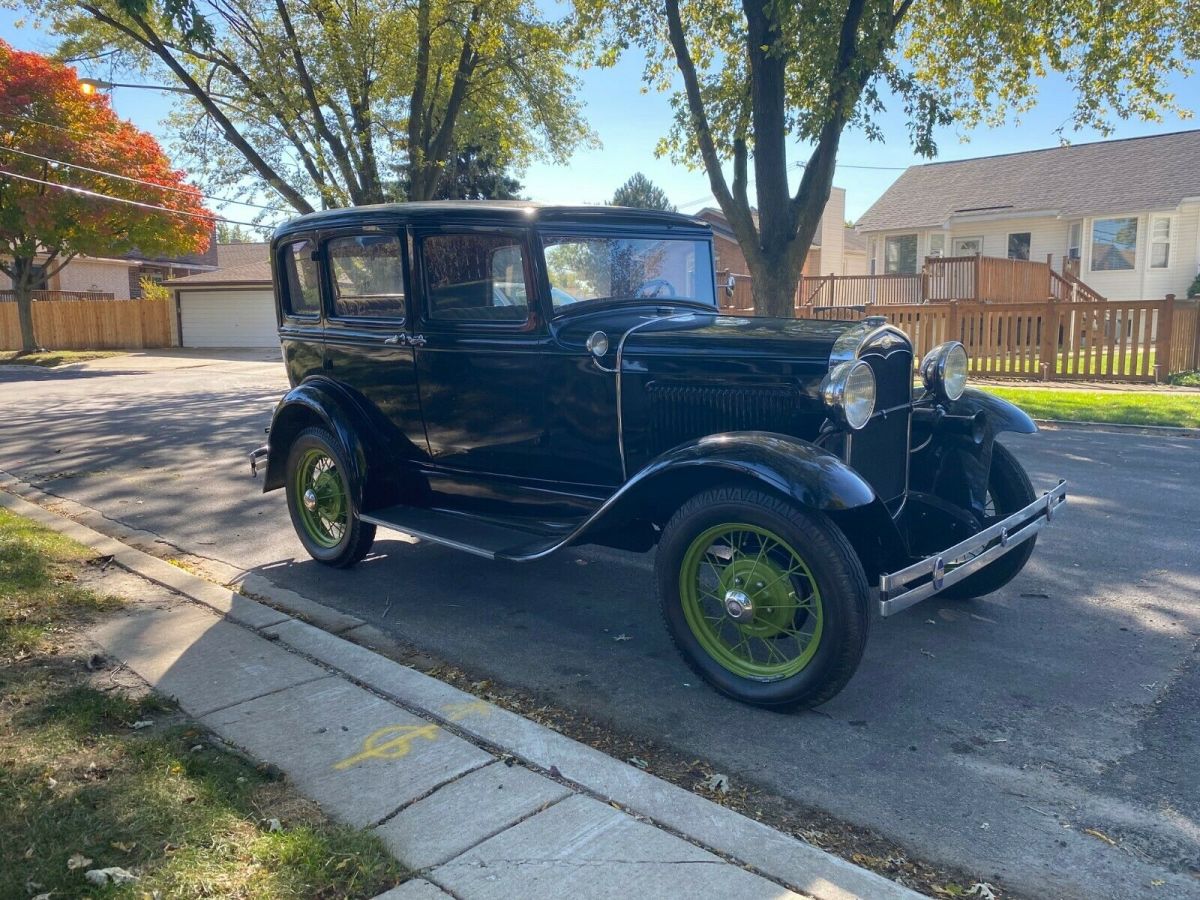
[940,442,1037,600]
[655,486,870,711]
[284,426,376,568]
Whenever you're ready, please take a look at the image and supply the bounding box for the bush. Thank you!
[1188,273,1200,299]
[139,276,171,302]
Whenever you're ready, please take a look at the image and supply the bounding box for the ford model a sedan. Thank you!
[253,202,1066,710]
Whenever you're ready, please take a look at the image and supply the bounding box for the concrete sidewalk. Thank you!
[0,489,919,900]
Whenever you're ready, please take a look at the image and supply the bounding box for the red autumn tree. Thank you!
[0,41,211,351]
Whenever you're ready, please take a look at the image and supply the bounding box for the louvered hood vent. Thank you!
[645,382,803,453]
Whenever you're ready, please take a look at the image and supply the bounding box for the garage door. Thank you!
[179,288,278,348]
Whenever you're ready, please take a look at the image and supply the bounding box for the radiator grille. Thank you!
[847,342,912,503]
[647,383,803,452]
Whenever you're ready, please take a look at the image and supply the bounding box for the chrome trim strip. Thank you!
[614,312,701,481]
[878,480,1068,617]
[358,514,498,560]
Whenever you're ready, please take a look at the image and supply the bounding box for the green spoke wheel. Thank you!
[680,524,824,680]
[656,486,869,710]
[293,448,349,548]
[284,426,376,568]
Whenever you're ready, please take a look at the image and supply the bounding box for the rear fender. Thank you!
[262,379,373,503]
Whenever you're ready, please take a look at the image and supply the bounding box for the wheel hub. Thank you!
[723,589,753,622]
[303,488,318,512]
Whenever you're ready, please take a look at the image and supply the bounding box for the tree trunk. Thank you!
[12,255,39,353]
[748,248,805,318]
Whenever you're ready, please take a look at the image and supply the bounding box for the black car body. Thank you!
[254,201,1066,709]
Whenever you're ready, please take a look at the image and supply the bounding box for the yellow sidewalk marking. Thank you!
[332,723,441,770]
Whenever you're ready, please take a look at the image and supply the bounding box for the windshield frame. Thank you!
[536,226,718,317]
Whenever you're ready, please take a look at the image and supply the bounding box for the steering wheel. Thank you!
[635,278,677,299]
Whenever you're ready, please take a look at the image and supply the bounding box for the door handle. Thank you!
[383,334,401,345]
[408,334,427,347]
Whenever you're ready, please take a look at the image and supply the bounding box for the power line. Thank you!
[0,111,288,214]
[0,145,286,213]
[0,168,264,228]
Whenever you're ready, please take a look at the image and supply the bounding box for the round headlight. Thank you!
[920,341,968,402]
[822,360,876,430]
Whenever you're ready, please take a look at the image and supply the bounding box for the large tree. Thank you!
[31,0,592,216]
[578,0,1198,317]
[612,172,675,211]
[0,41,210,351]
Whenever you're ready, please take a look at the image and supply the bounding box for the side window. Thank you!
[281,239,320,316]
[328,234,406,319]
[421,232,529,323]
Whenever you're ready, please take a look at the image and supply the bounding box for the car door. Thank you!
[320,228,427,460]
[411,226,547,480]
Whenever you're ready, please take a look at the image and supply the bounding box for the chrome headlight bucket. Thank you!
[920,341,968,402]
[821,360,876,430]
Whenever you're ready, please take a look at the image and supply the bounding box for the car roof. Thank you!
[272,201,711,243]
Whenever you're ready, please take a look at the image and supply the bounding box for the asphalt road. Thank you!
[2,351,1197,899]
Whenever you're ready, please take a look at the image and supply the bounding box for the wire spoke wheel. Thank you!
[293,448,348,549]
[679,523,824,681]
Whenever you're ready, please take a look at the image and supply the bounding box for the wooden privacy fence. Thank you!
[0,297,173,350]
[795,295,1200,382]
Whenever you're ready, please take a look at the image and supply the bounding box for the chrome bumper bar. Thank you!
[249,444,269,477]
[878,479,1067,617]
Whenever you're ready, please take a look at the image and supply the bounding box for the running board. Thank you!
[359,506,563,561]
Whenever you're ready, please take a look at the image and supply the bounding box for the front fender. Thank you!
[261,379,373,502]
[945,387,1037,435]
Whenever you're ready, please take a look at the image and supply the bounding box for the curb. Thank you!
[0,485,921,900]
[1033,418,1200,438]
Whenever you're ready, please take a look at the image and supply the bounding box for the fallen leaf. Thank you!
[966,883,997,899]
[265,818,282,833]
[613,633,632,642]
[84,867,137,886]
[1084,828,1118,846]
[628,757,648,769]
[921,649,936,658]
[703,773,730,794]
[130,720,154,730]
[45,777,57,790]
[67,853,92,871]
[110,841,136,853]
[31,893,52,900]
[1150,881,1165,888]
[24,847,34,859]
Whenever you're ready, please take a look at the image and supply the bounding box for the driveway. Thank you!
[1,351,1197,898]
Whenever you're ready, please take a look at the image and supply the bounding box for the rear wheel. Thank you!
[656,486,869,710]
[941,442,1036,600]
[285,426,375,568]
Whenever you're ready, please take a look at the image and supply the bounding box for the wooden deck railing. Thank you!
[796,253,1106,308]
[795,294,1199,382]
[0,289,118,303]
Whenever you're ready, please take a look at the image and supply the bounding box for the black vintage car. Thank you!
[252,201,1066,709]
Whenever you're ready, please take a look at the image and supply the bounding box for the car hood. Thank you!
[618,311,873,367]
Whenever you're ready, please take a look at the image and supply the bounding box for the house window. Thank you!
[1090,217,1137,271]
[328,234,406,319]
[1150,216,1171,269]
[928,233,946,258]
[1007,232,1031,261]
[1067,223,1082,260]
[30,264,49,291]
[884,234,918,274]
[281,239,321,316]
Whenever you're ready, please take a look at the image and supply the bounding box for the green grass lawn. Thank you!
[0,508,406,898]
[985,387,1200,428]
[0,350,126,367]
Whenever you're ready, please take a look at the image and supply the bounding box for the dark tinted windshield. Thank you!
[541,234,715,312]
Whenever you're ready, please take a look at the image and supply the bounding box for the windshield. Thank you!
[541,234,715,312]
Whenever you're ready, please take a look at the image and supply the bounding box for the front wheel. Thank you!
[940,442,1037,600]
[656,487,870,711]
[285,426,376,568]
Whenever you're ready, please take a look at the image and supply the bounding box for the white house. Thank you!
[856,130,1200,301]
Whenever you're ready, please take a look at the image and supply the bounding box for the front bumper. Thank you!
[878,480,1067,617]
[249,444,269,477]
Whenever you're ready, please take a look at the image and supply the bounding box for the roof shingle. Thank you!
[856,129,1200,231]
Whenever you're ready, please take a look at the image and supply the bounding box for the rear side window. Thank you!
[421,232,529,323]
[281,239,320,316]
[328,234,406,319]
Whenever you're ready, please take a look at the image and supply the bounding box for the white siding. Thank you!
[178,288,277,347]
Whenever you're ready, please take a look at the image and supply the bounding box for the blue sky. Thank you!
[2,8,1195,224]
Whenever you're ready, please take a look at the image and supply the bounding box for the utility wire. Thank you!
[0,145,286,213]
[0,168,264,228]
